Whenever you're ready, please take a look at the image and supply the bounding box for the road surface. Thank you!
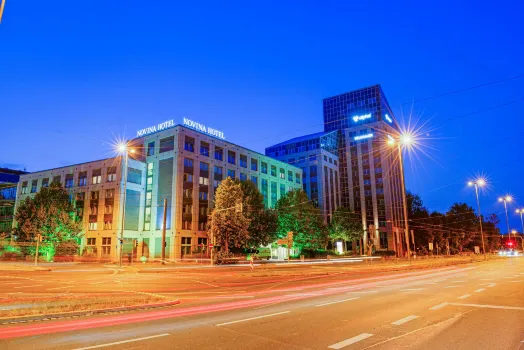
[0,257,522,349]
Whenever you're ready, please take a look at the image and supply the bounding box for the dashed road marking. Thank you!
[452,281,465,283]
[72,333,170,350]
[400,288,424,292]
[475,288,485,293]
[458,294,471,300]
[14,285,43,289]
[444,286,458,288]
[328,333,374,349]
[316,297,359,307]
[430,302,449,310]
[391,315,418,325]
[216,311,290,327]
[449,303,524,311]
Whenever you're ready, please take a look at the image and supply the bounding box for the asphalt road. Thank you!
[0,257,523,349]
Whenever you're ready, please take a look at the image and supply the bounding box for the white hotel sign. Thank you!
[136,118,225,140]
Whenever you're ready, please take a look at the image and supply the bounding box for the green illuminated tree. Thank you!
[209,177,250,253]
[236,179,278,247]
[328,207,364,251]
[14,182,82,257]
[275,189,327,250]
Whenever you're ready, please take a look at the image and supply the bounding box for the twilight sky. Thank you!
[1,0,523,231]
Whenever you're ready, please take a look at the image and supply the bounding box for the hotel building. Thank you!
[14,120,303,261]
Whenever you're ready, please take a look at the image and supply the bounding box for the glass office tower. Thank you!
[323,85,406,253]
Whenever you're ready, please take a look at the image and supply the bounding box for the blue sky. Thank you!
[1,0,523,231]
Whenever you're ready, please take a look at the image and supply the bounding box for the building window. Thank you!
[261,162,268,174]
[147,162,154,177]
[334,160,338,166]
[214,166,223,176]
[184,137,195,152]
[89,222,98,231]
[147,141,155,156]
[145,207,151,222]
[295,173,301,184]
[183,188,192,199]
[107,167,116,182]
[228,151,236,165]
[215,147,223,161]
[184,158,194,168]
[200,142,210,157]
[104,220,112,230]
[261,179,268,207]
[104,205,113,214]
[106,189,114,199]
[78,172,87,187]
[376,188,384,195]
[213,180,221,189]
[227,169,235,179]
[288,170,293,182]
[91,191,99,200]
[309,155,316,161]
[160,136,175,153]
[199,177,209,185]
[239,155,247,168]
[280,168,285,179]
[182,221,191,230]
[76,192,85,201]
[102,237,111,255]
[90,205,98,215]
[200,162,209,172]
[271,165,277,177]
[251,175,258,186]
[183,173,193,183]
[30,180,38,193]
[52,175,61,185]
[240,172,247,181]
[21,182,28,194]
[183,205,192,214]
[363,179,371,185]
[181,237,192,256]
[87,237,96,246]
[42,178,49,188]
[92,169,102,185]
[199,191,208,200]
[127,168,142,184]
[380,232,388,249]
[251,159,258,171]
[375,168,382,174]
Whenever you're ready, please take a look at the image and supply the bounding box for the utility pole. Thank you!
[161,198,167,265]
[119,152,129,268]
[0,0,5,24]
[397,144,411,262]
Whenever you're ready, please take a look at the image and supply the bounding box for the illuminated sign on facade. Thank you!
[183,118,225,139]
[352,113,372,123]
[354,133,374,141]
[136,119,175,137]
[384,114,393,123]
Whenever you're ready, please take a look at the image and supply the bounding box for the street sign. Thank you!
[277,239,289,245]
[208,243,214,248]
[429,242,434,251]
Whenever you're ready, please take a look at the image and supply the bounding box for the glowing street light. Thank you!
[115,142,134,267]
[516,209,524,236]
[388,132,415,261]
[468,178,487,259]
[498,195,513,245]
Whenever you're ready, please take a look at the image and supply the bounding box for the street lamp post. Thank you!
[388,134,412,262]
[498,196,512,247]
[117,143,134,268]
[516,209,524,250]
[468,179,486,259]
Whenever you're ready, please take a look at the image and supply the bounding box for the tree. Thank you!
[328,207,364,252]
[446,202,479,252]
[236,180,278,247]
[483,213,501,252]
[208,178,250,253]
[274,189,327,250]
[14,182,82,258]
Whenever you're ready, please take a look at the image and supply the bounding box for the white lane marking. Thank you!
[316,297,359,307]
[452,281,465,283]
[481,283,496,288]
[444,286,458,288]
[328,333,374,349]
[14,285,43,289]
[458,294,471,300]
[449,303,524,311]
[475,288,485,293]
[430,302,449,310]
[47,286,71,290]
[391,315,419,325]
[216,311,290,327]
[73,333,170,350]
[401,288,424,292]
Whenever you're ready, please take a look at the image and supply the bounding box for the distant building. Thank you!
[15,120,302,261]
[265,131,341,223]
[0,168,27,235]
[323,84,406,253]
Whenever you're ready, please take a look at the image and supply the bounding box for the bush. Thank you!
[213,250,234,265]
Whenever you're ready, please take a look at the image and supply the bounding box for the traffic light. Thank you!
[134,240,139,248]
[507,240,514,247]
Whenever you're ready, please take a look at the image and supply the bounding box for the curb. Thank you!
[0,300,180,325]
